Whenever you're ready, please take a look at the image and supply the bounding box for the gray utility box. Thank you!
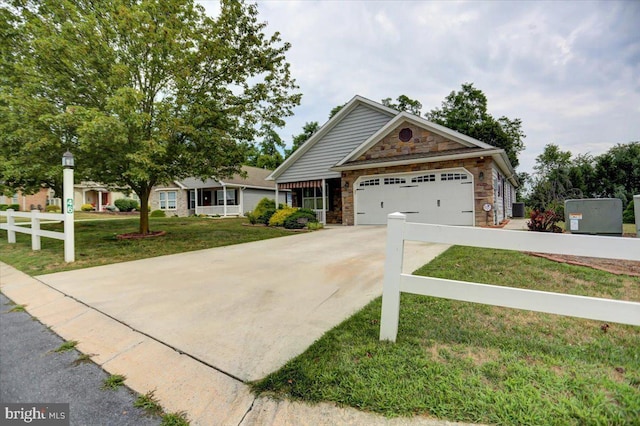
[565,198,622,236]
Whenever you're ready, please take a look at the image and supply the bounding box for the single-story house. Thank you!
[0,187,56,211]
[74,182,135,211]
[150,165,288,217]
[268,95,518,226]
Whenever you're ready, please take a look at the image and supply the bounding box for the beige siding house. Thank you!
[268,95,518,226]
[150,166,287,217]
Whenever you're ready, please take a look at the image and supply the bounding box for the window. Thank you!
[384,177,406,185]
[440,173,468,181]
[302,187,327,210]
[11,193,18,204]
[188,190,196,209]
[159,191,177,210]
[411,174,436,183]
[359,178,380,187]
[216,189,236,206]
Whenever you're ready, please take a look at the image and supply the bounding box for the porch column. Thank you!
[82,189,87,205]
[98,191,103,211]
[321,178,326,225]
[275,185,279,208]
[195,188,199,215]
[239,187,244,216]
[223,184,227,217]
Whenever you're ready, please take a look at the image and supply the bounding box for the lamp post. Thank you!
[62,151,75,262]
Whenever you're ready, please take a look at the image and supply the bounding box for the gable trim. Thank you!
[335,112,495,168]
[266,95,398,181]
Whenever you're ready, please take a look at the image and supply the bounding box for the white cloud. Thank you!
[197,0,640,175]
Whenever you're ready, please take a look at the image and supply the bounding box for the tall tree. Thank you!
[592,142,640,206]
[528,143,581,210]
[425,83,525,168]
[381,95,423,115]
[0,0,301,234]
[285,121,319,157]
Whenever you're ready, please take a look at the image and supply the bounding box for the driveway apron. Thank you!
[36,226,448,382]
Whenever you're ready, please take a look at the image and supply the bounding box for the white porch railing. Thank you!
[0,209,73,261]
[380,212,640,342]
[313,209,326,224]
[195,205,241,216]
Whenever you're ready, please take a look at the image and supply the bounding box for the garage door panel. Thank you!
[355,170,473,226]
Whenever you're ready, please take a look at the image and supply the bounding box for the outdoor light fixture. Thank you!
[62,150,74,168]
[479,171,484,181]
[344,181,349,188]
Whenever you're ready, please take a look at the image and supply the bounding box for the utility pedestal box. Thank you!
[565,198,622,236]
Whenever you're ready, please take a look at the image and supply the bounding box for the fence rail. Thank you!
[0,209,71,258]
[380,212,640,342]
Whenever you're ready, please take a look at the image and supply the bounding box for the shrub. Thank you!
[81,203,94,211]
[307,221,324,231]
[258,208,276,225]
[527,208,563,233]
[0,204,8,211]
[45,205,61,213]
[283,210,318,229]
[8,204,19,211]
[253,197,276,218]
[268,207,297,227]
[105,205,117,212]
[150,209,166,218]
[114,198,139,212]
[245,211,259,224]
[623,200,635,224]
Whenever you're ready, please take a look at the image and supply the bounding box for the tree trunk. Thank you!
[139,187,151,235]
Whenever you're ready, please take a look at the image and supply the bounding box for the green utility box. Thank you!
[564,198,623,236]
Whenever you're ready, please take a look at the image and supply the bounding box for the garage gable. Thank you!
[335,112,495,168]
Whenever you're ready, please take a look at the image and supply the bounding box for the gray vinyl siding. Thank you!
[278,104,394,182]
[242,188,286,213]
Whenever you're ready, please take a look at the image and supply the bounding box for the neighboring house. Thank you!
[73,182,136,211]
[0,188,57,211]
[268,95,518,226]
[150,165,288,217]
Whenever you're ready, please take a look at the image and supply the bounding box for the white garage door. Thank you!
[355,170,474,225]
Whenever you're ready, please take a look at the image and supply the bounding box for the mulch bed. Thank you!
[527,251,640,278]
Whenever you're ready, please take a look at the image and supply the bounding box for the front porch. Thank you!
[190,186,244,217]
[277,178,342,225]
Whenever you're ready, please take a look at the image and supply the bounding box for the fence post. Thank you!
[379,212,406,342]
[63,165,75,262]
[634,195,639,237]
[7,209,16,243]
[31,209,41,251]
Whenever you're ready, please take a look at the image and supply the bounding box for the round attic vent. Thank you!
[399,128,413,142]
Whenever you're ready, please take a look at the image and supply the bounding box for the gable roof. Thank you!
[269,95,518,186]
[266,95,398,181]
[177,165,279,190]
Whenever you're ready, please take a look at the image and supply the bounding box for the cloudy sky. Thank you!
[199,0,640,176]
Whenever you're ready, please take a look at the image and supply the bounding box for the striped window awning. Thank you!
[277,180,322,190]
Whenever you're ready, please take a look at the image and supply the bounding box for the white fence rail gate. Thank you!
[0,209,74,262]
[380,212,640,342]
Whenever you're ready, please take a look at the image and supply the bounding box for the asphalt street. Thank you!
[0,292,161,426]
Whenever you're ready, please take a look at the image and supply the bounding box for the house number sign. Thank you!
[482,203,492,212]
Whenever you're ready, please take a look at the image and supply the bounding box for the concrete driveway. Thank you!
[36,226,447,382]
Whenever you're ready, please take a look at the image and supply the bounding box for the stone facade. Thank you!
[150,182,189,217]
[356,123,467,161]
[341,157,496,226]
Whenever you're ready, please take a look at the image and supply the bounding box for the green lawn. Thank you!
[253,246,640,425]
[0,217,292,275]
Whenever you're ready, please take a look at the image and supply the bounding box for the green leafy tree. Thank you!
[381,95,423,115]
[592,142,640,206]
[425,83,525,168]
[1,0,301,234]
[286,121,319,157]
[328,103,346,120]
[528,144,581,211]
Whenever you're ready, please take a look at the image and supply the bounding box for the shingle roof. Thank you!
[177,166,277,189]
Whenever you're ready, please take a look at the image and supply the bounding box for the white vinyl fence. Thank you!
[380,212,640,342]
[0,209,74,262]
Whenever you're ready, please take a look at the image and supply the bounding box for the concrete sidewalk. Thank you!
[0,226,473,425]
